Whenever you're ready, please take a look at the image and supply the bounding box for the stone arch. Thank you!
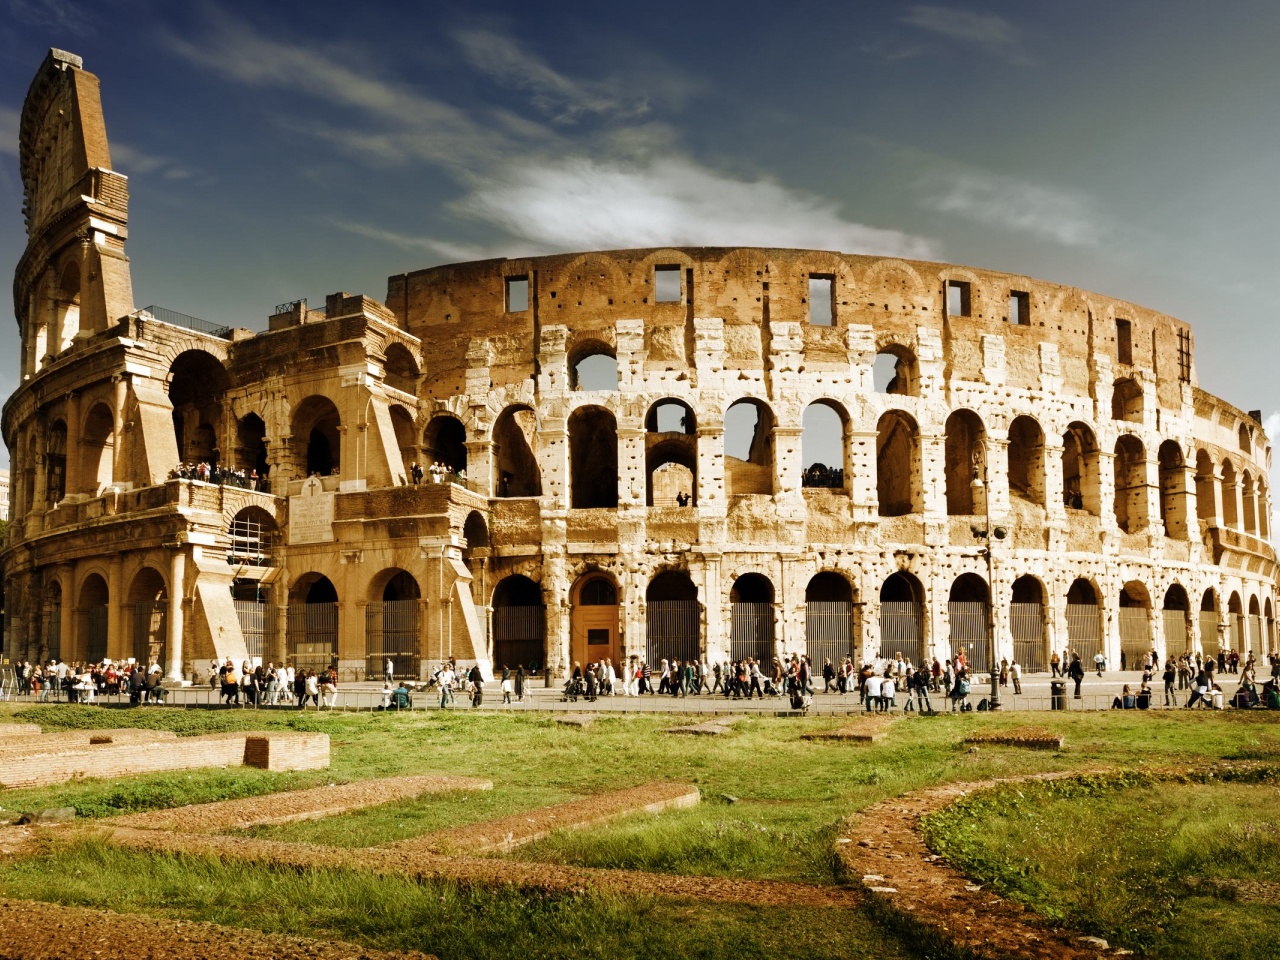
[1194,449,1216,531]
[1119,579,1153,667]
[228,505,277,566]
[1113,434,1148,533]
[877,410,919,516]
[383,342,419,394]
[492,574,546,672]
[729,572,775,663]
[54,257,81,348]
[388,404,417,482]
[1226,590,1245,654]
[169,350,231,466]
[1241,469,1258,536]
[725,398,775,496]
[802,399,848,490]
[873,343,918,396]
[286,572,339,674]
[569,571,620,667]
[79,401,114,494]
[569,338,618,391]
[367,569,421,678]
[1010,574,1048,671]
[645,569,701,666]
[126,566,168,668]
[1220,458,1239,528]
[235,413,268,480]
[945,409,986,515]
[77,572,110,664]
[948,572,991,671]
[422,413,467,477]
[1007,415,1045,506]
[1238,422,1252,453]
[493,404,541,498]
[568,405,618,508]
[1062,421,1100,514]
[859,257,929,310]
[1111,377,1143,423]
[805,570,859,667]
[463,510,490,552]
[41,579,63,663]
[646,399,696,506]
[45,419,67,504]
[1157,440,1188,539]
[1162,582,1192,658]
[291,395,341,478]
[879,571,925,665]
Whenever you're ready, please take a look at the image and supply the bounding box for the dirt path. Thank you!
[0,896,437,960]
[114,775,493,833]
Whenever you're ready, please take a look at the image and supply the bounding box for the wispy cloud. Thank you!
[454,28,652,124]
[926,167,1108,247]
[900,5,1030,65]
[109,142,192,180]
[328,220,497,263]
[453,156,934,257]
[6,0,94,35]
[0,105,18,156]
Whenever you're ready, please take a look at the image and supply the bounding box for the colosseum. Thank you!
[3,50,1276,684]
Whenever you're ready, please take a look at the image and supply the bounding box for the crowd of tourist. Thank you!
[12,658,168,704]
[409,461,466,486]
[170,462,270,492]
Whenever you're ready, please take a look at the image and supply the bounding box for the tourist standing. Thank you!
[1069,653,1086,699]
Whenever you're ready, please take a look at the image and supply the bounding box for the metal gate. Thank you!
[1199,612,1220,658]
[1248,614,1262,655]
[130,601,168,669]
[1065,603,1102,665]
[492,605,545,672]
[234,600,276,664]
[287,602,338,675]
[878,601,924,666]
[730,602,773,663]
[1162,610,1190,658]
[806,601,854,669]
[85,604,108,664]
[948,601,991,674]
[366,599,419,679]
[645,600,699,665]
[45,610,61,664]
[1010,602,1046,672]
[1118,608,1151,667]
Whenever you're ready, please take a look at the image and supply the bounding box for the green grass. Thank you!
[922,769,1280,959]
[0,705,1276,959]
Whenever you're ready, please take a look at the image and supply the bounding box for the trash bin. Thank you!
[1050,680,1067,711]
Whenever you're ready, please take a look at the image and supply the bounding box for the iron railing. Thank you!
[1163,610,1190,658]
[492,605,545,672]
[1118,607,1152,667]
[806,601,855,668]
[1199,612,1220,658]
[730,602,773,663]
[287,602,338,675]
[366,600,419,679]
[1010,602,1046,671]
[645,600,700,666]
[879,601,924,666]
[130,601,168,668]
[948,601,991,673]
[1065,603,1102,665]
[234,600,277,663]
[86,604,108,663]
[138,305,232,339]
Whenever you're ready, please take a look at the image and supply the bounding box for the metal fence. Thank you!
[1118,608,1151,667]
[1065,603,1102,664]
[730,602,773,663]
[1010,602,1046,672]
[1248,614,1262,654]
[1163,610,1190,658]
[45,613,61,664]
[130,601,167,668]
[227,516,275,567]
[234,600,277,663]
[86,604,108,663]
[806,601,854,669]
[947,601,991,673]
[366,600,419,679]
[878,601,924,665]
[287,602,338,675]
[492,605,545,672]
[646,600,700,666]
[1200,612,1220,658]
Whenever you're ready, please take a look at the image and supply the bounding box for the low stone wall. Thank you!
[0,732,329,789]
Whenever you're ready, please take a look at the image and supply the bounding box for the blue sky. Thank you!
[3,0,1280,479]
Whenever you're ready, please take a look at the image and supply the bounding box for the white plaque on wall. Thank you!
[289,476,335,544]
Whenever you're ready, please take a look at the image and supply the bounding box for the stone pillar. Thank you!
[773,425,804,499]
[696,425,725,510]
[540,421,569,508]
[166,547,186,681]
[267,434,292,496]
[1141,456,1162,533]
[111,375,127,485]
[617,424,646,507]
[985,437,1010,520]
[849,428,878,520]
[1097,450,1117,528]
[464,439,492,496]
[919,432,946,517]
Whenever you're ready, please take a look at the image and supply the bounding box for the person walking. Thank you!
[384,657,394,684]
[1069,653,1086,699]
[1093,650,1106,677]
[1010,658,1022,695]
[1163,659,1177,707]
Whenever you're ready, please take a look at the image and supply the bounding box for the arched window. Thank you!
[291,396,341,478]
[801,401,847,490]
[45,420,67,504]
[80,403,114,495]
[1220,459,1239,529]
[1010,575,1047,671]
[1157,440,1187,539]
[876,410,919,516]
[944,410,985,516]
[383,343,418,394]
[236,414,268,481]
[725,399,775,496]
[879,572,924,665]
[493,405,541,497]
[1113,435,1148,533]
[1062,422,1100,515]
[730,573,774,663]
[646,400,696,506]
[568,405,618,508]
[1111,378,1143,422]
[492,575,545,672]
[170,350,230,466]
[1007,416,1045,507]
[873,346,917,396]
[570,341,618,391]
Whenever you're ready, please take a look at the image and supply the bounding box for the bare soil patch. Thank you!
[0,896,437,960]
[802,717,898,742]
[390,781,699,855]
[963,727,1065,751]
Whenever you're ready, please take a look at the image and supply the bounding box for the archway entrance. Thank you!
[78,574,109,664]
[948,573,991,673]
[1010,576,1047,672]
[492,575,545,672]
[806,572,856,668]
[879,572,924,666]
[127,567,168,670]
[287,574,339,675]
[1199,590,1220,659]
[646,572,699,666]
[570,574,620,668]
[367,570,420,679]
[1064,578,1102,665]
[730,573,775,664]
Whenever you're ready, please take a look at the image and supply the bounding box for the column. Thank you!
[63,393,81,499]
[107,555,124,661]
[165,547,186,681]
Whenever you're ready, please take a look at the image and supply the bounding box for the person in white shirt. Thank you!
[864,673,882,713]
[881,675,897,712]
[438,664,455,708]
[1010,658,1022,695]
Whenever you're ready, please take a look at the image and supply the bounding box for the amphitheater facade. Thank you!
[3,50,1276,683]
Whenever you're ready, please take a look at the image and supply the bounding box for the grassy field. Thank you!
[0,704,1276,959]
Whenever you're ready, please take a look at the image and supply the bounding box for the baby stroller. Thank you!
[562,675,585,702]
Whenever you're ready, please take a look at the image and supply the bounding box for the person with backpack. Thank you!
[1069,653,1086,699]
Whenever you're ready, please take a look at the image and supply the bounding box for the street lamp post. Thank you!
[970,445,1002,711]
